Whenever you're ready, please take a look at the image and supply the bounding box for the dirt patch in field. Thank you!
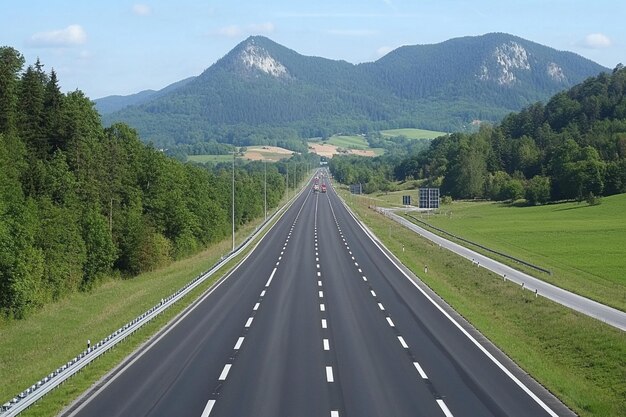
[308,142,376,158]
[242,146,295,161]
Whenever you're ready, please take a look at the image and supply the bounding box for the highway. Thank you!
[63,172,572,417]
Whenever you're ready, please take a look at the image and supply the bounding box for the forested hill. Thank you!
[0,47,301,319]
[101,33,608,148]
[338,66,626,204]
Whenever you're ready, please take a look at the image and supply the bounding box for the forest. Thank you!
[331,66,626,204]
[0,47,314,319]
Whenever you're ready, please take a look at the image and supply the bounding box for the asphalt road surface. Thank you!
[65,173,571,417]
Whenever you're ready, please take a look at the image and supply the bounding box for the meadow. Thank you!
[380,128,447,139]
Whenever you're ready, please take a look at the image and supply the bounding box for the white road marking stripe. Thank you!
[318,280,322,286]
[317,272,321,277]
[278,256,282,261]
[351,256,355,260]
[323,339,330,350]
[317,264,320,269]
[349,251,352,255]
[330,411,339,417]
[437,399,454,417]
[378,303,385,310]
[363,276,367,282]
[413,362,428,379]
[354,262,359,267]
[219,364,232,380]
[370,290,377,297]
[234,337,244,350]
[200,399,216,417]
[316,257,319,262]
[320,304,326,312]
[260,290,266,297]
[321,319,327,328]
[281,251,284,255]
[319,291,324,298]
[398,336,409,348]
[276,262,280,266]
[326,366,334,382]
[265,268,277,287]
[253,303,260,311]
[386,317,395,327]
[245,317,253,328]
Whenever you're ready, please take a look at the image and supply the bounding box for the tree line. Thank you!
[0,47,307,319]
[331,66,626,205]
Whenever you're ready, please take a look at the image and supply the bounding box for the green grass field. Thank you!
[407,195,626,311]
[326,135,369,149]
[187,154,235,163]
[380,128,447,139]
[342,190,626,417]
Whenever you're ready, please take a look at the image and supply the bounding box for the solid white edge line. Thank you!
[341,197,561,417]
[398,336,409,348]
[200,399,216,417]
[218,364,232,381]
[245,317,253,328]
[437,399,454,417]
[234,337,244,350]
[326,366,334,382]
[413,362,428,379]
[265,268,277,287]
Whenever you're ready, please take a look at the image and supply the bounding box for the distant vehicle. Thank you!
[313,184,319,192]
[321,184,327,193]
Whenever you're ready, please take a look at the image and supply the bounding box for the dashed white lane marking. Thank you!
[326,366,335,382]
[437,399,454,417]
[260,290,266,297]
[276,262,280,266]
[386,317,395,327]
[398,336,409,349]
[245,317,254,328]
[320,304,326,312]
[234,337,244,350]
[317,272,321,277]
[351,256,355,260]
[323,339,330,350]
[354,262,359,267]
[317,264,320,269]
[378,303,385,311]
[330,411,339,417]
[321,319,327,329]
[413,362,428,379]
[218,364,232,380]
[253,303,260,311]
[316,257,319,262]
[349,251,352,255]
[200,399,216,417]
[357,268,362,273]
[278,256,282,261]
[265,268,277,287]
[370,290,377,297]
[318,280,323,287]
[319,291,324,298]
[362,276,368,282]
[281,251,284,255]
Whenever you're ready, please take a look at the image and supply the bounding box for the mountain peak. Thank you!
[237,36,289,78]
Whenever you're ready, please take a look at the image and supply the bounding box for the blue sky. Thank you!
[1,0,623,99]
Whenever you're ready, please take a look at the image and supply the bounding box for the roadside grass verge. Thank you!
[0,181,308,416]
[342,190,626,417]
[397,196,626,312]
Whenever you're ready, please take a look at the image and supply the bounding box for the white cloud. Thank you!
[582,33,612,49]
[376,46,394,57]
[28,24,87,48]
[133,4,152,16]
[213,22,275,38]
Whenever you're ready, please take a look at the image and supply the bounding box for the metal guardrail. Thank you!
[0,188,305,416]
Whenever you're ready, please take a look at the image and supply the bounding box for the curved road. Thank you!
[64,172,572,417]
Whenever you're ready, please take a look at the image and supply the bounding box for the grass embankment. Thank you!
[380,128,447,139]
[390,195,626,312]
[342,190,626,417]
[0,177,312,417]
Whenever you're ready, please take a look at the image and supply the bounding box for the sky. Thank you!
[1,0,624,99]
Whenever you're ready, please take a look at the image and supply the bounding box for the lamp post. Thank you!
[232,150,235,252]
[264,159,267,221]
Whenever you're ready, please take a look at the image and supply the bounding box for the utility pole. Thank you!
[232,150,235,251]
[286,163,289,200]
[264,159,267,221]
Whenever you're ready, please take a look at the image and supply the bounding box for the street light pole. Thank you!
[264,159,267,221]
[232,150,235,252]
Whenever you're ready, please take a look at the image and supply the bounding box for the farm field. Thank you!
[399,194,626,311]
[187,146,294,164]
[187,154,234,164]
[308,135,384,158]
[380,128,447,139]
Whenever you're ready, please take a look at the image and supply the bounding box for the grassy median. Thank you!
[343,190,626,417]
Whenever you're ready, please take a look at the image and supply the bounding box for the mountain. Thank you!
[94,76,195,114]
[102,33,609,147]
